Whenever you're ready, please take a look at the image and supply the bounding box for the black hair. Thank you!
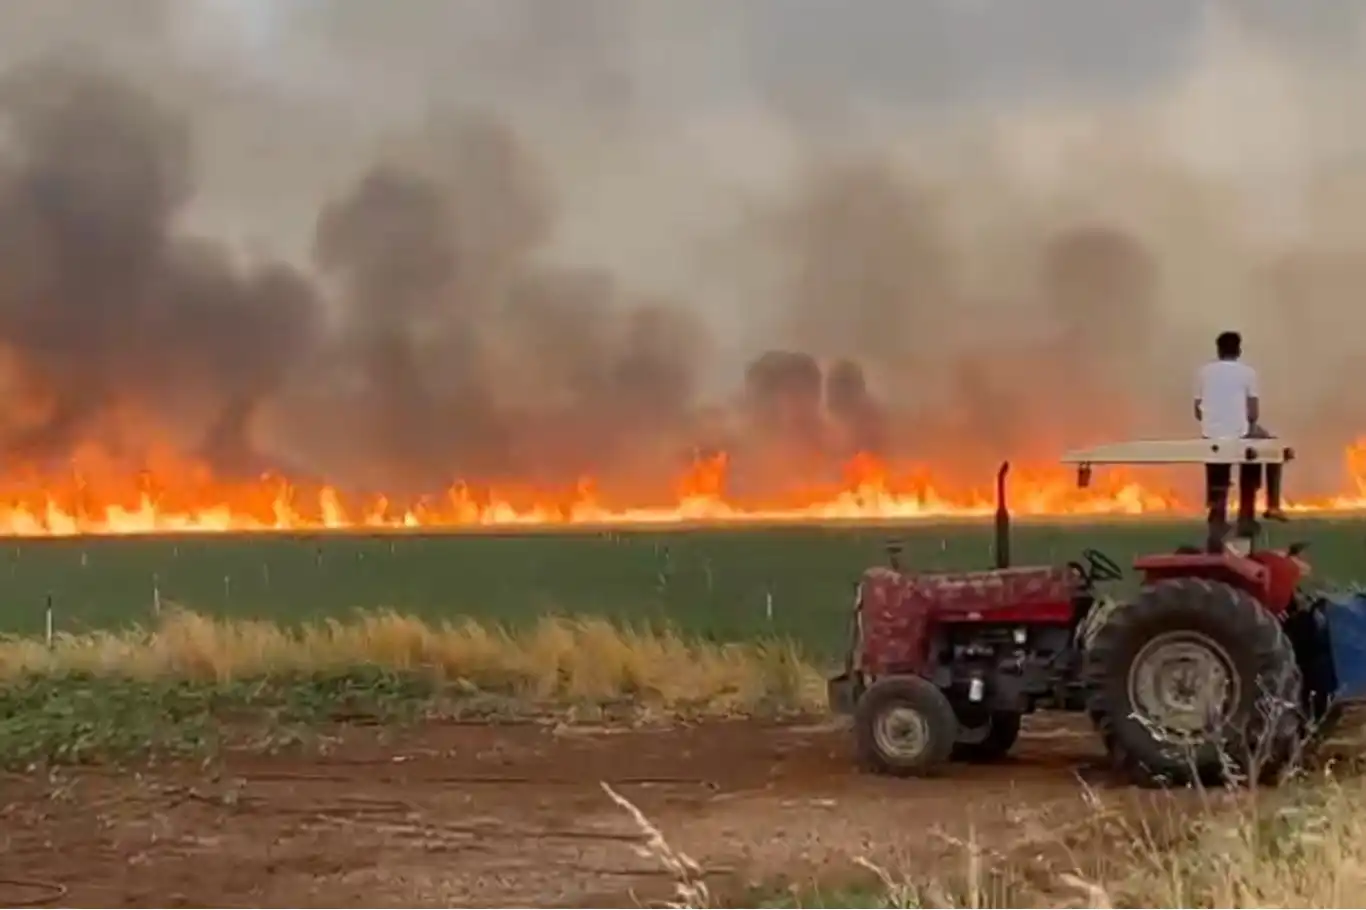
[1215,330,1242,360]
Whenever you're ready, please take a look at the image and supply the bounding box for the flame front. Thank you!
[0,442,1361,538]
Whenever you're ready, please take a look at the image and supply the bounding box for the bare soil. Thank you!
[0,715,1201,908]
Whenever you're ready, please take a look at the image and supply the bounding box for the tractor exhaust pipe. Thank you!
[995,461,1011,570]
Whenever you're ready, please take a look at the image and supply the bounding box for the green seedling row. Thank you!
[3,518,1364,659]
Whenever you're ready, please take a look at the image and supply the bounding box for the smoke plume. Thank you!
[0,1,1365,505]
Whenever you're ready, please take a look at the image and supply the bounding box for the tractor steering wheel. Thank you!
[1082,547,1124,582]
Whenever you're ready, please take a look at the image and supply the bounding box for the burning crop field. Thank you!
[11,4,1366,907]
[3,5,1366,545]
[3,1,1366,657]
[5,442,1366,645]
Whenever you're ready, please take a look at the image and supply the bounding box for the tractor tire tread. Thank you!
[1083,577,1302,787]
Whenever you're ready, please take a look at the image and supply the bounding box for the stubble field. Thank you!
[3,517,1366,907]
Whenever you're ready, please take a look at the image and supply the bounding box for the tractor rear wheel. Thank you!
[952,711,1022,762]
[854,675,958,776]
[1084,578,1302,787]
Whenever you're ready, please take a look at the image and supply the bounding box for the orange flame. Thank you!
[0,443,1361,538]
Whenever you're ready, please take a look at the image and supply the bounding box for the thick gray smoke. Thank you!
[1,1,1365,505]
[0,55,323,476]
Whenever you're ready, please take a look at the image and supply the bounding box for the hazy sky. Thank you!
[193,0,1362,104]
[202,0,1202,104]
[93,0,1366,346]
[4,1,1357,276]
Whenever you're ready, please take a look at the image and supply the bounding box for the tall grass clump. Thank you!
[0,606,825,715]
[603,768,1366,908]
[1117,770,1366,908]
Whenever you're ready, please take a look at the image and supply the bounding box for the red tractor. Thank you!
[828,439,1366,786]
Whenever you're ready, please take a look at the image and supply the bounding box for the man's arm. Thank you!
[1245,366,1261,426]
[1193,368,1203,422]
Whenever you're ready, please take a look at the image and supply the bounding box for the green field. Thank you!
[3,517,1362,657]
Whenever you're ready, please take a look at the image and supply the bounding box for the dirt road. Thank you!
[0,716,1182,908]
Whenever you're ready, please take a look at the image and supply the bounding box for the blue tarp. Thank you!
[1324,592,1366,702]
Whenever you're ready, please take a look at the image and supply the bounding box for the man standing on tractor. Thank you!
[1193,330,1288,546]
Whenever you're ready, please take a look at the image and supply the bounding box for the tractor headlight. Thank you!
[1013,627,1028,645]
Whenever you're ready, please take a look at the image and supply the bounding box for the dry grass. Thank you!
[1122,771,1366,908]
[0,606,825,715]
[608,769,1366,907]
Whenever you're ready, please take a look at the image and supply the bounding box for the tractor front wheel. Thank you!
[854,675,958,776]
[1084,578,1302,786]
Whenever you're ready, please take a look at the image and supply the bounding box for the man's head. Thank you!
[1216,330,1242,360]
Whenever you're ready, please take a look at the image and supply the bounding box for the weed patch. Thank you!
[0,669,443,768]
[0,607,826,767]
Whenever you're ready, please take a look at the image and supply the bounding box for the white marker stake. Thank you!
[152,573,162,615]
[44,602,54,649]
[765,589,774,622]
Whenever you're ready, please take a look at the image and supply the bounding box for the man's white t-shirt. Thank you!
[1195,359,1259,439]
